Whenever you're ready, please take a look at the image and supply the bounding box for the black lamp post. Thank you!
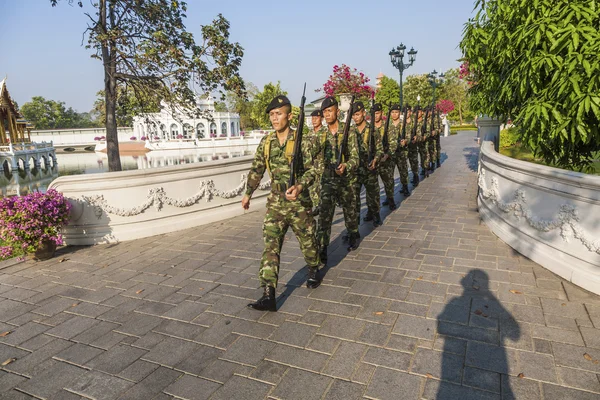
[427,69,445,108]
[389,43,417,106]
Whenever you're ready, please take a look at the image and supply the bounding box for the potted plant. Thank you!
[319,64,374,111]
[0,189,71,261]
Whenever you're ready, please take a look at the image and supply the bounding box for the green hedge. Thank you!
[500,126,521,148]
[450,125,478,132]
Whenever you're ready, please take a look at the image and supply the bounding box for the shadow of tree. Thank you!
[463,146,480,172]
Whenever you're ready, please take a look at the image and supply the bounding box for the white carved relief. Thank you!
[478,168,600,255]
[81,173,271,218]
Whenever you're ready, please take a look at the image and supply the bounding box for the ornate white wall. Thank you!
[478,128,600,295]
[49,156,270,245]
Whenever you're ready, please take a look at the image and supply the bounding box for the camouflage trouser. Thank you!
[259,193,319,288]
[308,175,322,209]
[428,138,437,167]
[317,174,358,248]
[378,155,395,202]
[355,168,380,222]
[418,140,430,171]
[393,148,410,186]
[436,137,441,163]
[408,143,419,177]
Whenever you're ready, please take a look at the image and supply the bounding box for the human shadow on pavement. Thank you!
[463,146,480,172]
[435,269,520,399]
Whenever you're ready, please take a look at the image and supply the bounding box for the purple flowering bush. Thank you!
[0,190,71,260]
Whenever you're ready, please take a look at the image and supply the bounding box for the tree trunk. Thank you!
[458,102,464,126]
[101,0,122,171]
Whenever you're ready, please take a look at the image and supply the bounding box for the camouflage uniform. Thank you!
[407,117,420,182]
[245,129,320,289]
[354,122,384,222]
[390,121,409,188]
[418,119,430,174]
[305,125,328,208]
[435,115,442,166]
[317,121,360,249]
[427,131,437,169]
[376,123,396,205]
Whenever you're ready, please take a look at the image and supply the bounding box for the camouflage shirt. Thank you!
[245,129,319,197]
[354,122,384,166]
[389,121,407,152]
[375,121,399,156]
[322,121,360,176]
[306,124,328,179]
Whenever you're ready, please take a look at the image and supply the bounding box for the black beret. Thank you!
[310,110,323,117]
[373,103,383,112]
[320,96,338,111]
[352,101,365,113]
[265,95,291,114]
[390,104,401,111]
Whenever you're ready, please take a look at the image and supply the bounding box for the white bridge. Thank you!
[0,142,57,173]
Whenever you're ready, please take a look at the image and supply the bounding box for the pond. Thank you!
[0,148,255,197]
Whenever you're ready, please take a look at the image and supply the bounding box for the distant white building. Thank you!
[132,97,241,140]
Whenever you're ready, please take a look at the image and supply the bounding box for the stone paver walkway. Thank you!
[1,132,600,400]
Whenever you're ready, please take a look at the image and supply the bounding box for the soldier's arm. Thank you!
[374,127,384,163]
[311,133,325,178]
[344,128,360,173]
[388,125,398,153]
[244,136,268,197]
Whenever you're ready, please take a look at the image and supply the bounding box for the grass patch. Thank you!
[500,144,600,175]
[450,124,478,133]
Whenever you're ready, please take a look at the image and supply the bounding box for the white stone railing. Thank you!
[48,156,270,245]
[477,123,600,295]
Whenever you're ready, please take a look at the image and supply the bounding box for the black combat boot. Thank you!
[388,198,397,211]
[424,168,429,178]
[382,198,389,206]
[402,185,411,197]
[436,160,441,168]
[347,233,360,251]
[373,214,382,227]
[319,245,328,266]
[307,267,322,289]
[412,174,419,187]
[430,162,436,172]
[247,286,276,312]
[364,213,374,222]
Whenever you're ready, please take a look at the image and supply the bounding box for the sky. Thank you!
[2,0,476,112]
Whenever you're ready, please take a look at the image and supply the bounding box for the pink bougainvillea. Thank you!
[319,64,374,98]
[436,99,455,114]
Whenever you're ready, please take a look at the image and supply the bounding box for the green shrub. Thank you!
[450,124,478,132]
[500,126,521,148]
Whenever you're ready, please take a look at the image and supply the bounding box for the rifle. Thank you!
[336,94,356,168]
[421,107,430,140]
[382,106,392,154]
[437,108,442,132]
[410,104,420,142]
[288,83,306,188]
[367,99,376,167]
[400,104,409,143]
[430,106,436,137]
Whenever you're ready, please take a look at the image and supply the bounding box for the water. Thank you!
[0,148,255,197]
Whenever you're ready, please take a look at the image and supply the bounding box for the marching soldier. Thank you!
[306,109,327,215]
[435,112,442,168]
[390,104,411,197]
[374,103,397,210]
[317,97,361,264]
[352,101,383,227]
[427,111,438,172]
[243,95,321,312]
[407,107,420,187]
[418,108,430,179]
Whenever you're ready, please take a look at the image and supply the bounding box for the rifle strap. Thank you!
[264,130,296,180]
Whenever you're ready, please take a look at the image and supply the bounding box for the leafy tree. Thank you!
[226,82,259,130]
[250,82,287,129]
[50,0,245,171]
[460,0,600,171]
[375,76,400,114]
[21,96,97,129]
[93,85,161,127]
[402,74,438,109]
[213,101,228,113]
[438,68,472,124]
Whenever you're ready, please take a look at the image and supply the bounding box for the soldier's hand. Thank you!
[412,136,417,143]
[382,154,389,163]
[285,184,303,201]
[401,139,407,146]
[368,159,377,170]
[336,163,346,176]
[242,195,251,210]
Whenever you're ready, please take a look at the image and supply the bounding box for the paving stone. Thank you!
[209,375,271,400]
[268,321,317,348]
[164,374,221,400]
[266,343,329,372]
[66,370,134,400]
[533,338,552,355]
[324,379,365,400]
[541,382,600,400]
[220,336,275,367]
[271,368,332,400]
[462,366,501,393]
[175,344,222,375]
[552,342,600,373]
[87,344,146,375]
[438,320,499,344]
[16,361,87,399]
[411,280,448,297]
[45,315,100,340]
[517,351,557,383]
[531,325,584,346]
[54,343,105,366]
[423,379,500,400]
[366,367,422,400]
[198,359,242,383]
[142,337,200,367]
[118,359,160,383]
[309,300,360,318]
[465,341,518,375]
[429,301,469,324]
[162,300,207,321]
[317,315,366,341]
[0,322,48,346]
[322,341,366,379]
[357,322,391,347]
[411,347,463,383]
[363,347,411,371]
[389,300,429,317]
[249,360,288,385]
[543,314,578,331]
[579,326,600,349]
[392,314,436,340]
[115,313,163,337]
[541,298,588,319]
[0,371,27,393]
